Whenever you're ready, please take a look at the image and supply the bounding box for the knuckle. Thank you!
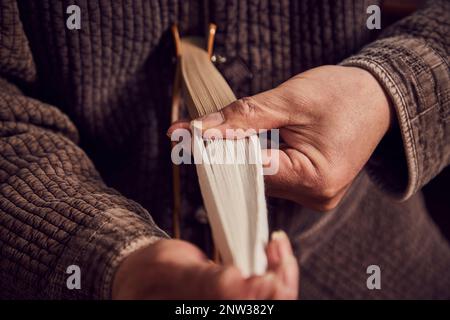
[311,177,343,211]
[314,183,344,211]
[313,168,344,200]
[232,96,259,118]
[319,185,340,200]
[312,175,339,200]
[316,198,340,212]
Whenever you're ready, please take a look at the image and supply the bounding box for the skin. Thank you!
[112,231,298,299]
[113,65,391,299]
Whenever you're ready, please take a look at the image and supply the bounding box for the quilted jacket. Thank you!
[0,0,449,299]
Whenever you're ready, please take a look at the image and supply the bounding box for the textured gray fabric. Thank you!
[0,0,449,299]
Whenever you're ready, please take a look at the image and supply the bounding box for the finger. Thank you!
[167,119,191,137]
[274,256,299,300]
[270,231,299,299]
[266,238,281,271]
[261,231,299,299]
[261,148,304,196]
[206,266,248,299]
[271,230,294,258]
[245,266,298,300]
[263,144,351,210]
[198,88,291,139]
[245,273,278,299]
[207,264,282,300]
[262,145,324,198]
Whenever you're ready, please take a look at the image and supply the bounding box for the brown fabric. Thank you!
[341,1,450,199]
[0,0,449,299]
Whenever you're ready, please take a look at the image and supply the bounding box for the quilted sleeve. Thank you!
[341,0,450,200]
[0,0,168,299]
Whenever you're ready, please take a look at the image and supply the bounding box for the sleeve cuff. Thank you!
[340,36,448,200]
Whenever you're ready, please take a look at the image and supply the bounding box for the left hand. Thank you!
[168,65,392,211]
[112,231,298,299]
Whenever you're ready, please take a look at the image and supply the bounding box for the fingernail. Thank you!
[198,112,224,129]
[271,230,288,241]
[271,230,292,261]
[261,149,273,167]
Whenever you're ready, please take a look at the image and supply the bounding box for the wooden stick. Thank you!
[207,23,217,59]
[170,25,182,239]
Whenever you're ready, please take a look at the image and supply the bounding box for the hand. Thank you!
[169,65,392,211]
[112,231,298,299]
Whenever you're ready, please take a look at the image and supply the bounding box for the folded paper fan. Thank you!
[178,37,269,277]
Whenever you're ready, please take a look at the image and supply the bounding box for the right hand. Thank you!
[112,231,299,299]
[168,66,392,212]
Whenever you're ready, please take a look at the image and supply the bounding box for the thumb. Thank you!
[198,87,290,139]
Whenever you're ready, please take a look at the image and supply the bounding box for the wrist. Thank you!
[112,238,163,299]
[349,66,394,134]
